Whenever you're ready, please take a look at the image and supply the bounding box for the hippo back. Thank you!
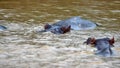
[53,16,97,30]
[95,38,114,57]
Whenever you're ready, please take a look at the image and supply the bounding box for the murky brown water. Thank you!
[0,0,120,68]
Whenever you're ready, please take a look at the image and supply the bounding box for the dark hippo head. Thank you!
[40,24,71,34]
[0,25,7,31]
[84,37,115,57]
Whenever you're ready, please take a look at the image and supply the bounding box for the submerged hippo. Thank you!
[0,25,7,31]
[40,16,97,34]
[84,37,115,57]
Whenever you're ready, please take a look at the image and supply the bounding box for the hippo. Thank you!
[0,25,7,31]
[40,16,97,34]
[84,37,115,57]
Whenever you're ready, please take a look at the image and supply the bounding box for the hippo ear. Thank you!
[109,37,115,47]
[44,24,51,29]
[90,38,96,45]
[61,25,71,34]
[67,25,71,31]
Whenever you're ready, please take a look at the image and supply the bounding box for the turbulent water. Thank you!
[0,0,120,68]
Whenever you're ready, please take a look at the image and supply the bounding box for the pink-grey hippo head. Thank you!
[84,37,115,57]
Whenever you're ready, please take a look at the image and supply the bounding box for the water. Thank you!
[0,0,120,68]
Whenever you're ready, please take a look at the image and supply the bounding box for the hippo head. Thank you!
[83,37,96,46]
[51,25,71,34]
[40,24,71,34]
[84,37,115,57]
[60,25,71,34]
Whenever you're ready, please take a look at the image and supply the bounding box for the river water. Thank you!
[0,0,120,68]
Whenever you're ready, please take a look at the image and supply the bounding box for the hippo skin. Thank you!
[84,37,115,57]
[0,25,7,31]
[40,16,97,34]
